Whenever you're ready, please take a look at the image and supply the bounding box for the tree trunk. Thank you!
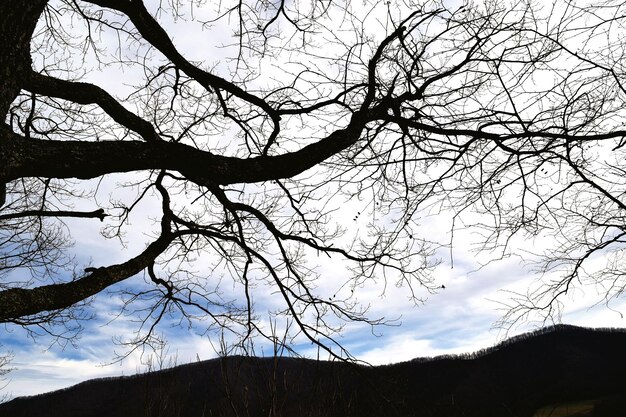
[0,0,47,117]
[0,1,46,205]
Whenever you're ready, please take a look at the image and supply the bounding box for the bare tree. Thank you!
[2,0,626,357]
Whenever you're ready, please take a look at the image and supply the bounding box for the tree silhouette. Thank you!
[2,0,626,356]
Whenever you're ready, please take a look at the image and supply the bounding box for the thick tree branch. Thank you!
[24,71,161,142]
[0,208,107,222]
[3,108,625,188]
[84,0,280,124]
[0,111,366,184]
[0,231,174,322]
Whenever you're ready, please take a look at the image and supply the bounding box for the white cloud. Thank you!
[6,349,136,399]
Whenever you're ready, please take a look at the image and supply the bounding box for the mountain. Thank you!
[2,325,626,417]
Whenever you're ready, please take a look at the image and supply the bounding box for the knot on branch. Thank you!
[93,208,107,221]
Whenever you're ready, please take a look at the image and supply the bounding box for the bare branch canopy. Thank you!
[2,0,626,356]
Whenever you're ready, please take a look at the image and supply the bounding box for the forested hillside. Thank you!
[2,325,625,417]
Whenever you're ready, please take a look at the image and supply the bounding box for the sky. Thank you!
[4,246,626,398]
[3,0,626,400]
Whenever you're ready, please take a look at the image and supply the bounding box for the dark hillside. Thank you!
[2,325,626,417]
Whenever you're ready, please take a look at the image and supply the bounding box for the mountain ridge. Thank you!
[2,324,625,417]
